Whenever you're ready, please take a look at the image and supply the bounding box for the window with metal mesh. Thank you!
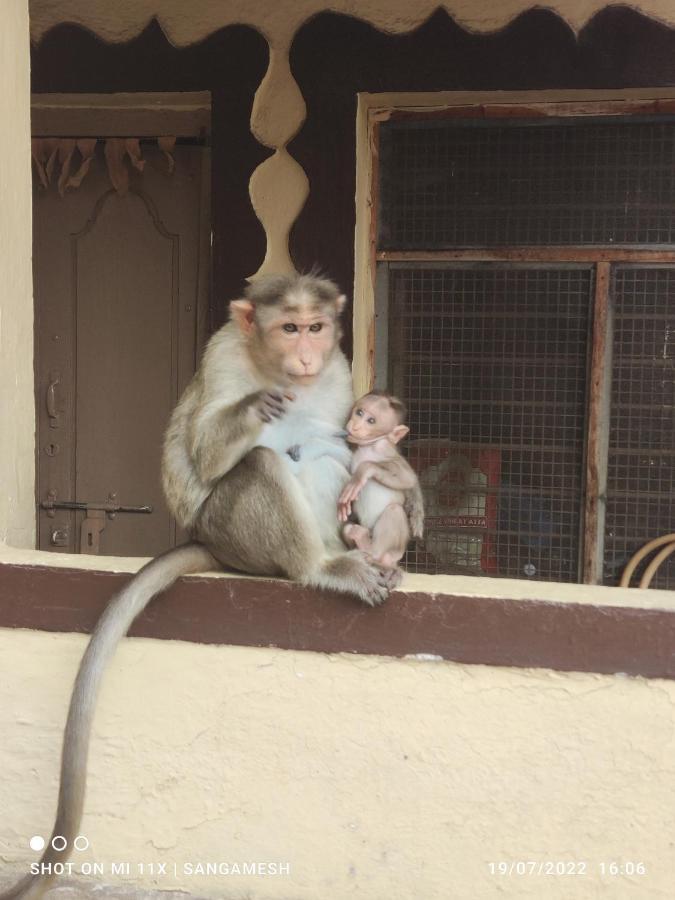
[379,118,675,249]
[604,267,675,589]
[384,264,592,581]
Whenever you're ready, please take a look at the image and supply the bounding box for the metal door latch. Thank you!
[40,498,153,554]
[50,527,69,547]
[46,371,61,429]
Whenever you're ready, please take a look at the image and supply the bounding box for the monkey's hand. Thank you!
[338,464,373,519]
[253,389,295,423]
[338,498,352,522]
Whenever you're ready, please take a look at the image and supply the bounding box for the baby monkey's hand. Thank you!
[338,464,374,520]
[337,496,352,522]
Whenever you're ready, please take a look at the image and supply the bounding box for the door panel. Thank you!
[75,190,177,555]
[35,144,209,556]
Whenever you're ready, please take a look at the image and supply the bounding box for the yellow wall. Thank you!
[0,0,34,548]
[1,627,674,899]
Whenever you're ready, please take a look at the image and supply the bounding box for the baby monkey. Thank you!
[338,391,424,568]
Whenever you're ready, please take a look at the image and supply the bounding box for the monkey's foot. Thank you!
[319,550,391,607]
[342,523,370,549]
[377,565,403,590]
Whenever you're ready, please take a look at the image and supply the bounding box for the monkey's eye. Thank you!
[367,416,376,425]
[282,323,298,334]
[355,408,363,417]
[309,323,323,333]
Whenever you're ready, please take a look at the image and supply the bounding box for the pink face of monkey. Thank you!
[345,394,409,446]
[230,287,345,385]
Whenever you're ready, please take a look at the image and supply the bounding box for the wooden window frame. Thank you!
[31,91,212,138]
[353,88,675,586]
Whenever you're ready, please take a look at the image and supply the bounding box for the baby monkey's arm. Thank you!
[338,455,417,520]
[405,480,425,539]
[369,456,418,490]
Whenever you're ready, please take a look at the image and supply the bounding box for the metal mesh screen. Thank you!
[379,118,675,249]
[604,267,675,588]
[385,264,592,581]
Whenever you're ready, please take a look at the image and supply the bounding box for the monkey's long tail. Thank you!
[0,542,217,900]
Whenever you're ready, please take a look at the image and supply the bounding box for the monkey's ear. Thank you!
[336,294,347,314]
[230,299,256,334]
[390,424,409,444]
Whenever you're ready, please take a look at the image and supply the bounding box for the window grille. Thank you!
[384,265,591,581]
[375,111,675,587]
[379,118,675,249]
[604,267,675,588]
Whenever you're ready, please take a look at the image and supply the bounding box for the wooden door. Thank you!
[35,142,209,556]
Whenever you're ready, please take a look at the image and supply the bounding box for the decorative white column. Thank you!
[248,35,309,278]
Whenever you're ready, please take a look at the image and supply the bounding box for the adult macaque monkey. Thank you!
[2,274,395,900]
[339,392,425,568]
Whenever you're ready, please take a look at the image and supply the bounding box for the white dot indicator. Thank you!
[29,836,45,852]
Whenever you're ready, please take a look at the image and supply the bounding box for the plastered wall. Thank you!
[1,628,674,899]
[0,0,34,549]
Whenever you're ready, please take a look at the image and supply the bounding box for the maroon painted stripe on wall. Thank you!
[0,563,673,680]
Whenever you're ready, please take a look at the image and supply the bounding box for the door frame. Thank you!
[32,91,212,552]
[32,91,211,138]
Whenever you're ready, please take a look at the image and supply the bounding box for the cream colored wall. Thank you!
[1,627,674,899]
[0,0,34,549]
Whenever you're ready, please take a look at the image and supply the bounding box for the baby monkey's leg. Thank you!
[343,522,372,553]
[369,503,409,569]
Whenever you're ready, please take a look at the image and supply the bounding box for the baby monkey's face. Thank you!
[346,395,408,446]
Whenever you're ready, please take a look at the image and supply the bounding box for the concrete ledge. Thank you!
[1,550,675,680]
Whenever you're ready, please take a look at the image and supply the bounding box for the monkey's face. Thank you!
[346,396,408,446]
[256,306,340,384]
[230,281,346,385]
